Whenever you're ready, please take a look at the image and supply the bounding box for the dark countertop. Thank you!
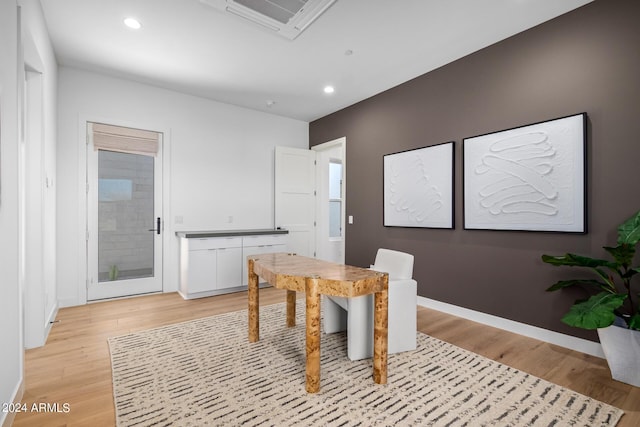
[175,229,288,238]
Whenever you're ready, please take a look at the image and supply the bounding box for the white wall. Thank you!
[57,67,309,306]
[20,0,58,349]
[0,1,22,424]
[0,0,57,419]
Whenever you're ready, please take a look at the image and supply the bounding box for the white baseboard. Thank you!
[417,296,605,359]
[44,302,59,341]
[57,296,79,308]
[1,379,24,427]
[46,303,58,324]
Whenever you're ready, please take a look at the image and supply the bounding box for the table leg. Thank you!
[305,276,321,393]
[248,258,259,343]
[373,273,389,384]
[286,290,296,327]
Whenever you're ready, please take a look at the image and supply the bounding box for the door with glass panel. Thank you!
[86,122,163,301]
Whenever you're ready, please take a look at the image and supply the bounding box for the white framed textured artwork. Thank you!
[384,142,454,228]
[463,113,586,232]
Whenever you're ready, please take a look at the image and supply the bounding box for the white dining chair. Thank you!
[323,248,417,360]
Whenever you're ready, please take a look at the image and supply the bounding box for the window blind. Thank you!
[92,122,159,156]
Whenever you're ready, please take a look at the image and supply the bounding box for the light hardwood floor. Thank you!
[13,288,640,426]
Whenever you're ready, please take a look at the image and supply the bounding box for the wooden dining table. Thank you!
[247,252,389,393]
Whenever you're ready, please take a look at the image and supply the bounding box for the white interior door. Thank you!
[313,139,345,263]
[86,122,163,300]
[274,146,316,257]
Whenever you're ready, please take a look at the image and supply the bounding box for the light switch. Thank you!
[348,215,354,224]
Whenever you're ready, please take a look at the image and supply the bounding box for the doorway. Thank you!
[86,122,164,300]
[313,137,346,263]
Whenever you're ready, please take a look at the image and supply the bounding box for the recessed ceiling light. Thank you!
[124,17,142,30]
[324,86,335,94]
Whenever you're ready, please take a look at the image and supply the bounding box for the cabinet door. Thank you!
[188,249,217,293]
[216,247,242,289]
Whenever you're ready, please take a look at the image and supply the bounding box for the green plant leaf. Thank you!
[545,279,612,293]
[541,253,616,269]
[593,267,618,289]
[603,244,635,268]
[630,313,640,331]
[621,269,639,280]
[561,292,627,330]
[617,210,640,245]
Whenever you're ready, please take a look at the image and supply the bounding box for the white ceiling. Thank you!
[39,0,593,122]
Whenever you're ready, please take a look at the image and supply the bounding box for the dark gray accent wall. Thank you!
[309,0,640,341]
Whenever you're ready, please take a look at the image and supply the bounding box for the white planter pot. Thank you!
[597,324,640,387]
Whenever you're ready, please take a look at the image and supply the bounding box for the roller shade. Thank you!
[92,122,159,156]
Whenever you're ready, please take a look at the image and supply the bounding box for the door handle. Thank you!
[148,217,161,234]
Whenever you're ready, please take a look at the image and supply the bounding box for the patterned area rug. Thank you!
[108,301,623,426]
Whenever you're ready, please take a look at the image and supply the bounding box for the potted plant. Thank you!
[542,210,640,387]
[109,264,119,281]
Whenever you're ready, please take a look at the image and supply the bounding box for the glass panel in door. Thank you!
[328,160,343,238]
[98,150,154,282]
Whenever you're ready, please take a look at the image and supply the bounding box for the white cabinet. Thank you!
[178,232,287,299]
[179,236,243,299]
[241,234,288,285]
[187,249,217,294]
[216,247,242,289]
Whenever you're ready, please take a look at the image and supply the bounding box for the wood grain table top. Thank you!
[249,252,387,297]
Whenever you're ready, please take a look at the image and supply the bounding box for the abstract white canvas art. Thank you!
[463,113,586,232]
[384,142,454,228]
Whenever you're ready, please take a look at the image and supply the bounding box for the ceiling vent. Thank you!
[199,0,336,40]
